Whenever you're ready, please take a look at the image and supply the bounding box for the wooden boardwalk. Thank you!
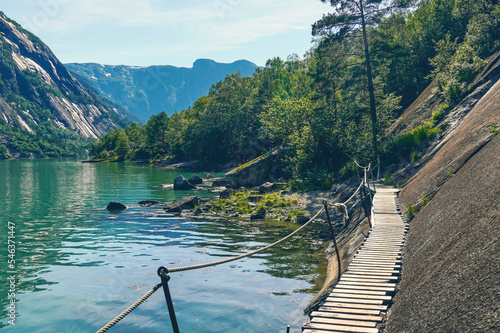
[303,184,408,333]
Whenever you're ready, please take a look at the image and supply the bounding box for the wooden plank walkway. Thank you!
[303,184,408,333]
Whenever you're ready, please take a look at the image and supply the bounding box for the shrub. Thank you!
[406,202,415,220]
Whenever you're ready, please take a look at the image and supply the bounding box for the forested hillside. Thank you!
[89,0,500,188]
[0,12,132,159]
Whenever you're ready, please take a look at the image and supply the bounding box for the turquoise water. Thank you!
[0,159,326,332]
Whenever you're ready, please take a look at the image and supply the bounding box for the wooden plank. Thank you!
[331,288,389,295]
[341,277,397,284]
[329,292,392,301]
[357,248,402,252]
[325,297,384,305]
[353,255,402,260]
[342,274,399,281]
[303,322,379,333]
[311,317,378,327]
[337,281,397,287]
[323,302,388,310]
[318,306,381,316]
[351,255,402,260]
[352,259,402,265]
[344,270,398,276]
[351,260,401,266]
[310,311,383,322]
[334,284,395,292]
[346,267,400,274]
[358,248,402,253]
[349,264,401,272]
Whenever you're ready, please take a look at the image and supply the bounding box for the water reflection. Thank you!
[0,160,326,332]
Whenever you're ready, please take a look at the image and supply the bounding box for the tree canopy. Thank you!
[87,0,500,189]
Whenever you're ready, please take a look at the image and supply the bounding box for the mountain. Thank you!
[65,59,258,121]
[0,12,132,159]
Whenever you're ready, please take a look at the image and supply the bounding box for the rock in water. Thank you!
[106,202,127,211]
[138,200,160,206]
[188,174,203,185]
[173,175,196,190]
[164,196,200,213]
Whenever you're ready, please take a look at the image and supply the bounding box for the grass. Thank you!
[212,189,297,215]
[406,201,415,220]
[489,124,499,136]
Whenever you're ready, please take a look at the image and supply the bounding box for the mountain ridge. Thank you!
[0,12,131,158]
[65,58,258,121]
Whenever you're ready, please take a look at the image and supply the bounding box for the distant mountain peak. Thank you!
[65,59,258,121]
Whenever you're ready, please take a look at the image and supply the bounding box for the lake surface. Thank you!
[0,159,327,332]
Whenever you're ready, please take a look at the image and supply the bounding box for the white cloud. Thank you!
[1,0,330,66]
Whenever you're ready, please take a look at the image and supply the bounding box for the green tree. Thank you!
[313,0,410,156]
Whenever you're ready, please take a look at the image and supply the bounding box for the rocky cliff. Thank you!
[0,12,131,158]
[382,49,500,332]
[65,59,258,121]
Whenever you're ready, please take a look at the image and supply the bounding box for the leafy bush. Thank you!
[383,123,440,162]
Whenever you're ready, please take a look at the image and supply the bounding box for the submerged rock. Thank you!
[138,200,160,206]
[106,202,127,211]
[164,196,200,213]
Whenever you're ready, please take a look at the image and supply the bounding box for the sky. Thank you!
[0,0,331,68]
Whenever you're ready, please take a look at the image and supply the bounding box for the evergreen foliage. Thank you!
[83,0,500,187]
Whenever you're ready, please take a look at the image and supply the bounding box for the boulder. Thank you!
[296,215,310,225]
[188,174,203,185]
[212,179,230,187]
[106,202,127,211]
[219,188,235,199]
[164,196,199,213]
[204,173,215,179]
[225,147,290,188]
[174,175,196,190]
[251,207,266,220]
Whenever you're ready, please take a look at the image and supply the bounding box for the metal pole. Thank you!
[157,267,180,333]
[370,167,376,192]
[286,325,290,333]
[361,186,372,229]
[323,201,342,282]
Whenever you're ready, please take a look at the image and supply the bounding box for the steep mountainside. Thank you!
[0,12,130,158]
[383,49,500,332]
[65,59,258,121]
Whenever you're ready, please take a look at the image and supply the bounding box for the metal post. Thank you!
[323,201,342,282]
[157,266,180,333]
[377,155,381,180]
[286,325,290,333]
[370,167,377,192]
[361,186,372,229]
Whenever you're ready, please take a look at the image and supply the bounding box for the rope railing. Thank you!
[95,163,375,333]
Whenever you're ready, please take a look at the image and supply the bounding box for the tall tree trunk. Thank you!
[360,1,378,157]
